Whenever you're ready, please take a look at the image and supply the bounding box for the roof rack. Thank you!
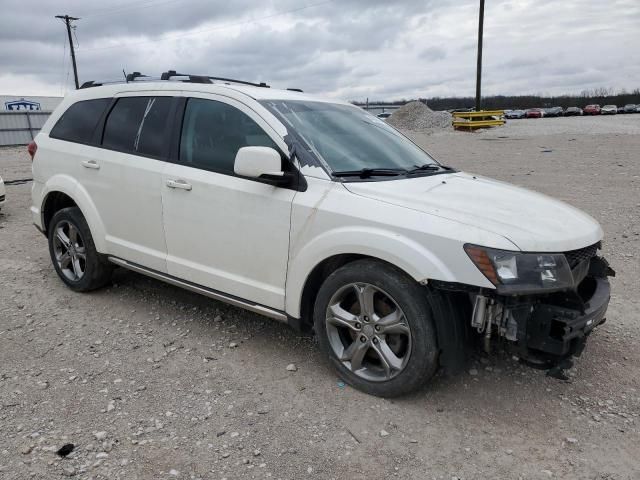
[160,70,270,88]
[80,70,272,89]
[125,71,149,82]
[80,71,157,89]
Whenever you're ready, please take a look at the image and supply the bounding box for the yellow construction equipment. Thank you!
[452,110,505,131]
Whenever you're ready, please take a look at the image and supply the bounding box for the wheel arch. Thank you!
[287,227,457,324]
[296,253,368,331]
[293,252,472,375]
[40,175,107,252]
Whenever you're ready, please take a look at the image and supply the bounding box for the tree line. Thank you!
[353,88,640,111]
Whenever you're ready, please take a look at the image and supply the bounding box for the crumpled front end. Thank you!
[467,248,614,367]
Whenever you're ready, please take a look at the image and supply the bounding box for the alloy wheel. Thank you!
[325,282,412,382]
[52,220,86,282]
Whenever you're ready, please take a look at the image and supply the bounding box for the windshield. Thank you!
[260,100,438,174]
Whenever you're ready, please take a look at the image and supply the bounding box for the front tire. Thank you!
[48,207,112,292]
[314,259,439,397]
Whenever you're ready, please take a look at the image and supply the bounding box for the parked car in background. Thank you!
[617,106,625,114]
[637,105,640,113]
[505,109,525,119]
[525,108,544,118]
[543,106,564,117]
[0,175,5,212]
[376,112,392,120]
[601,105,618,115]
[564,106,583,116]
[623,104,636,113]
[29,74,615,396]
[583,104,601,115]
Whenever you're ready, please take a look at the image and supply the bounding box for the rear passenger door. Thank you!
[83,94,175,272]
[161,95,295,310]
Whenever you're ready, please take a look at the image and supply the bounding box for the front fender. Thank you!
[285,226,456,318]
[39,174,107,253]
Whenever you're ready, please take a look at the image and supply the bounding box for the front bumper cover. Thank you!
[513,276,610,360]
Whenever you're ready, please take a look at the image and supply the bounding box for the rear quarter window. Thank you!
[49,98,111,144]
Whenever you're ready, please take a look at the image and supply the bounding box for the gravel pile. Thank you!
[387,101,452,132]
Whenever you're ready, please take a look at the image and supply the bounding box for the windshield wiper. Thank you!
[332,168,407,179]
[407,163,454,175]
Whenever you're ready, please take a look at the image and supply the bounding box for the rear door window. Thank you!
[102,97,172,158]
[50,98,110,144]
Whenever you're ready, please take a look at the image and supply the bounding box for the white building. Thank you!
[1,95,63,112]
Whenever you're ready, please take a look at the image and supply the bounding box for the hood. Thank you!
[343,172,602,252]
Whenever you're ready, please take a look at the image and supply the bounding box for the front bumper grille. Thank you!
[564,243,599,268]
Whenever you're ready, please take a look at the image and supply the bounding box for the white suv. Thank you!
[30,72,614,396]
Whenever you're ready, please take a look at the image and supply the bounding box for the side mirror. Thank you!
[234,146,283,179]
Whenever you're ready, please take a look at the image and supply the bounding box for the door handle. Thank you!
[166,179,192,191]
[81,160,100,170]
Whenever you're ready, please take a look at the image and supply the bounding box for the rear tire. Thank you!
[314,259,439,397]
[48,207,112,292]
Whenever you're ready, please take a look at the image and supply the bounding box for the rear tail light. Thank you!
[27,141,37,160]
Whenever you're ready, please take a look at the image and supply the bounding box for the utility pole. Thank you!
[475,0,485,112]
[56,15,80,89]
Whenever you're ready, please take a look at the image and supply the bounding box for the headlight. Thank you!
[464,244,574,294]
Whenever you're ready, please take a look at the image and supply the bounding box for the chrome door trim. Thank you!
[108,257,288,323]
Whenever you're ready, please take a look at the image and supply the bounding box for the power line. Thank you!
[56,15,80,89]
[82,0,188,19]
[72,25,80,49]
[77,0,334,53]
[60,27,67,95]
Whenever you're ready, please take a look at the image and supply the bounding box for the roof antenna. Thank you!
[123,69,128,82]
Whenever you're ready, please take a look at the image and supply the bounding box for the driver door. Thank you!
[161,95,296,310]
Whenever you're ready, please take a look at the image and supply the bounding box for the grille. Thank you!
[564,243,599,268]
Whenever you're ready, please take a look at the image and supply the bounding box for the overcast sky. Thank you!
[1,0,638,100]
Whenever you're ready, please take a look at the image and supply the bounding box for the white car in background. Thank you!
[0,175,5,211]
[29,72,615,397]
[601,105,618,115]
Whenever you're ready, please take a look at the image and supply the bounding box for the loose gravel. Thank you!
[1,114,639,479]
[387,101,452,132]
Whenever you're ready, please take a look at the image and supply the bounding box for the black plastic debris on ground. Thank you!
[57,443,75,457]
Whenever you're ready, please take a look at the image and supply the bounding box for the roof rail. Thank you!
[80,71,156,89]
[287,88,304,92]
[80,80,100,89]
[80,70,273,89]
[160,70,270,88]
[159,70,212,84]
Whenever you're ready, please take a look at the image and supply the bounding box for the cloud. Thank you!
[0,0,638,100]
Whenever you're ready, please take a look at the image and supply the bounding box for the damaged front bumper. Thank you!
[470,256,614,365]
[504,275,610,363]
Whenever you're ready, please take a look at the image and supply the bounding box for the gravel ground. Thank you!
[1,114,639,479]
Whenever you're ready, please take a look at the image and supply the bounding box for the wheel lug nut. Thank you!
[373,337,379,344]
[355,322,361,329]
[363,316,369,322]
[360,335,367,343]
[374,325,380,331]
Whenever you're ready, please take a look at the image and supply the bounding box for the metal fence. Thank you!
[0,111,51,146]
